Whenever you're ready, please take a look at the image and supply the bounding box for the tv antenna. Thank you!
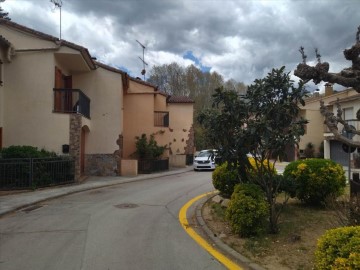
[136,40,148,80]
[51,0,63,40]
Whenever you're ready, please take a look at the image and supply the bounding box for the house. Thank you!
[0,19,194,180]
[122,76,194,160]
[299,83,359,165]
[323,91,360,167]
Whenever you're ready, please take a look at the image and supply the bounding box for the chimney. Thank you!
[325,83,333,96]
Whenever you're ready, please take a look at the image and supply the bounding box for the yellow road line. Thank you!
[179,192,243,270]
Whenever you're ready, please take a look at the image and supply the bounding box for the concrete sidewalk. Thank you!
[0,167,193,217]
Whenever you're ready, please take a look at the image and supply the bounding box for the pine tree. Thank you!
[0,0,11,21]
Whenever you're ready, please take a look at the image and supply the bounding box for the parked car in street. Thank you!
[193,150,217,171]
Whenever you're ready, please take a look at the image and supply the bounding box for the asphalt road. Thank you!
[0,171,227,270]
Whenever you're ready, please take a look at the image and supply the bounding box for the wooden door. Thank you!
[64,75,73,111]
[54,67,63,111]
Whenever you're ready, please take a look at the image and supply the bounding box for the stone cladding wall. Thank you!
[85,154,118,176]
[69,114,82,181]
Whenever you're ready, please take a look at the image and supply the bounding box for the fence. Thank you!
[186,154,194,165]
[138,159,169,174]
[0,157,75,189]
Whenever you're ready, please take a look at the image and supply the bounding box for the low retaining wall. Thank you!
[121,159,138,176]
[170,155,187,168]
[85,154,117,176]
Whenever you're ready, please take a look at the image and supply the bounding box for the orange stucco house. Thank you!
[0,19,194,179]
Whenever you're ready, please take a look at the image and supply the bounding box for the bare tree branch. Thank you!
[320,100,360,148]
[295,26,360,93]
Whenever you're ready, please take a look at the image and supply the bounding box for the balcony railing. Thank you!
[138,158,169,174]
[154,111,169,127]
[53,88,90,119]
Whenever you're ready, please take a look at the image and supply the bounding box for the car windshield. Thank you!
[198,151,213,157]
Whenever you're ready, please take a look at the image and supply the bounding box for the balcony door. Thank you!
[54,67,73,112]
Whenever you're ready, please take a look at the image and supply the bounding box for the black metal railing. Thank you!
[138,159,169,174]
[154,111,169,127]
[0,157,75,189]
[53,88,91,118]
[186,154,194,165]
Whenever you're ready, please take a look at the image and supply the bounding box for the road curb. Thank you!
[194,194,267,270]
[0,167,193,217]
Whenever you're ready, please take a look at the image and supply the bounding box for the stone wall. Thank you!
[85,154,118,176]
[184,124,195,154]
[69,114,82,181]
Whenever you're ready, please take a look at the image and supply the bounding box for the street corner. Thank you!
[179,191,244,270]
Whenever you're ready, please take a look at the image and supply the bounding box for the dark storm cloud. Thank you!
[3,0,360,85]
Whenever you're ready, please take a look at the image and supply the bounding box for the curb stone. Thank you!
[194,194,267,270]
[0,167,193,217]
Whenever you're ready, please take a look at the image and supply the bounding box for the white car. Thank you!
[193,150,216,171]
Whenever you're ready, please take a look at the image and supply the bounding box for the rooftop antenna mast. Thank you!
[51,0,63,40]
[136,40,148,80]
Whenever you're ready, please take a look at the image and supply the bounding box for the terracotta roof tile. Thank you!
[0,34,11,46]
[0,19,95,69]
[95,61,126,75]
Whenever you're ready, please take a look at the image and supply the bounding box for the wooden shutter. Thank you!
[54,67,63,111]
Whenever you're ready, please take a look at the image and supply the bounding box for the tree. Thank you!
[0,0,10,20]
[199,67,308,233]
[294,26,360,148]
[148,62,246,150]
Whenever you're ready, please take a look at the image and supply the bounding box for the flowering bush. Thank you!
[226,183,269,237]
[283,159,346,206]
[212,157,277,197]
[314,226,360,270]
[246,157,277,180]
[212,162,239,198]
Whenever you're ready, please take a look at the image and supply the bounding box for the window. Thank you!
[154,111,169,127]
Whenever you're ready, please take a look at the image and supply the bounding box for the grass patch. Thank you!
[210,201,226,220]
[204,197,346,270]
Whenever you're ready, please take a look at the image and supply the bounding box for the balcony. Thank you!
[154,111,169,127]
[53,88,90,119]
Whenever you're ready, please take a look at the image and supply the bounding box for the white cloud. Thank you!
[2,0,359,88]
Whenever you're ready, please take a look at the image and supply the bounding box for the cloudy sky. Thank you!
[2,0,359,90]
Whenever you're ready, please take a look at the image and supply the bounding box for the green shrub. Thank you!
[134,134,165,159]
[226,184,269,237]
[212,162,239,198]
[283,159,346,206]
[314,226,360,270]
[0,145,56,158]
